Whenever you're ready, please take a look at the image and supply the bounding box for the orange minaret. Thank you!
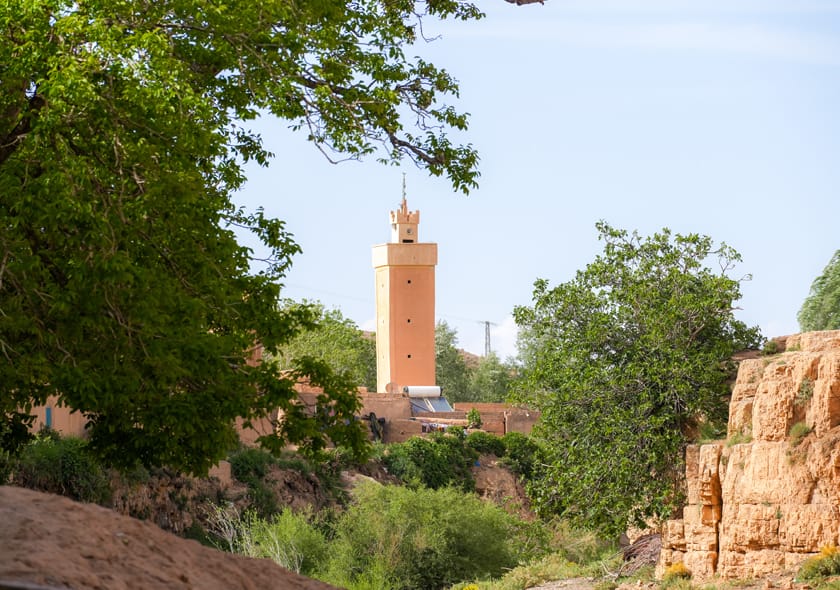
[372,196,438,394]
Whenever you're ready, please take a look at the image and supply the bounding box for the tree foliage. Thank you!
[513,222,761,535]
[435,320,471,400]
[798,250,840,332]
[466,352,514,402]
[435,322,515,402]
[274,301,376,392]
[1,0,483,472]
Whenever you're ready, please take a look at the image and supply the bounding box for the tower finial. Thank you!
[401,173,407,204]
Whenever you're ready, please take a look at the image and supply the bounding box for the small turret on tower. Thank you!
[390,197,420,243]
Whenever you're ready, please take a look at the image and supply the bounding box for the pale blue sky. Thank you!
[237,0,840,359]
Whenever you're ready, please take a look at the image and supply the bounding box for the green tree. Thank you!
[466,352,514,402]
[513,222,761,535]
[435,320,471,401]
[275,301,377,392]
[798,250,840,332]
[0,0,483,471]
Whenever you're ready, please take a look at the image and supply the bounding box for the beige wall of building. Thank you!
[29,396,87,437]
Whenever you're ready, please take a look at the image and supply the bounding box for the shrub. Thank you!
[228,447,281,516]
[662,561,692,582]
[447,425,466,440]
[789,421,812,446]
[799,545,840,581]
[499,432,541,479]
[547,519,615,565]
[797,378,815,405]
[726,431,752,447]
[14,435,111,504]
[229,447,276,481]
[465,431,505,457]
[466,408,482,429]
[761,339,779,355]
[325,483,531,590]
[244,509,328,576]
[382,433,477,491]
[697,420,726,443]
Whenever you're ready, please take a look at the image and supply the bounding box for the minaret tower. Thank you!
[372,192,438,393]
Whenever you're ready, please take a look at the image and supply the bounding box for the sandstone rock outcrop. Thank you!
[658,330,840,579]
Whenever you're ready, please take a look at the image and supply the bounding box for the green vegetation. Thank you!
[465,431,505,457]
[229,446,346,516]
[206,505,328,576]
[798,378,815,405]
[10,433,111,504]
[498,432,541,480]
[274,301,377,392]
[789,421,812,446]
[761,339,780,355]
[437,321,474,401]
[327,483,537,590]
[449,553,589,590]
[0,0,482,472]
[727,431,753,447]
[466,408,483,429]
[380,432,478,492]
[379,430,543,493]
[798,546,840,581]
[798,251,840,331]
[513,222,761,535]
[436,322,518,403]
[466,352,517,404]
[662,562,692,584]
[449,521,618,590]
[211,482,541,590]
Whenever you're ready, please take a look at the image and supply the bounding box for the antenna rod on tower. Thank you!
[484,321,491,357]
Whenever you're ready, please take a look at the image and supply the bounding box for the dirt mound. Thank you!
[472,454,532,519]
[0,486,339,590]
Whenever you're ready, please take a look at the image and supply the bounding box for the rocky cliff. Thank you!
[658,331,840,579]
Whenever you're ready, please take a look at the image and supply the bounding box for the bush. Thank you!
[662,561,692,583]
[245,510,328,576]
[325,483,532,590]
[547,519,615,566]
[382,433,477,491]
[499,432,541,479]
[799,545,840,581]
[465,431,505,457]
[789,421,812,446]
[466,408,482,429]
[14,435,111,504]
[228,447,282,516]
[761,339,779,355]
[229,447,276,481]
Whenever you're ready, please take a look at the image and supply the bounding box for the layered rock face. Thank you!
[658,331,840,579]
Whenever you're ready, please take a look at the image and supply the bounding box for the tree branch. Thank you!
[0,94,45,166]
